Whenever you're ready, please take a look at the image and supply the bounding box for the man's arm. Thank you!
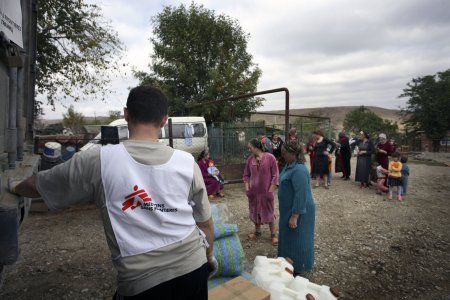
[190,162,218,277]
[10,176,41,198]
[196,217,214,258]
[190,163,214,255]
[12,149,100,210]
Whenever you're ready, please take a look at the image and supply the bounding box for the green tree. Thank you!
[63,105,85,133]
[343,106,398,138]
[134,3,262,122]
[400,69,450,152]
[40,123,64,135]
[108,110,122,122]
[293,111,333,140]
[37,0,124,114]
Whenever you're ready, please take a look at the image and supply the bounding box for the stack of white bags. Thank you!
[252,256,339,300]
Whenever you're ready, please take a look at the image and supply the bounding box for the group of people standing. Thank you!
[243,130,316,276]
[341,130,409,201]
[304,129,409,201]
[196,127,410,278]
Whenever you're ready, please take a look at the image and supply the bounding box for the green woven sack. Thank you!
[212,224,245,277]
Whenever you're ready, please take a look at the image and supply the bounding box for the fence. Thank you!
[208,119,332,182]
[399,137,450,153]
[33,118,334,181]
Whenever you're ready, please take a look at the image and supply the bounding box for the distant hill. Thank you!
[250,106,405,132]
[37,116,113,127]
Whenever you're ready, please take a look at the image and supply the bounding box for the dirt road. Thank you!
[1,158,449,299]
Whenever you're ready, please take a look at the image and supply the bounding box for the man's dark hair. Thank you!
[256,128,266,136]
[126,86,168,124]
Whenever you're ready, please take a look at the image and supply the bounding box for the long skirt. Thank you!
[278,205,315,273]
[313,155,329,176]
[204,177,222,196]
[355,155,371,184]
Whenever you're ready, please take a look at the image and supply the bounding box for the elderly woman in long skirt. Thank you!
[278,141,316,275]
[355,130,374,188]
[243,138,279,245]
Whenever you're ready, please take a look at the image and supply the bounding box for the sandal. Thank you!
[208,195,215,200]
[217,192,225,197]
[271,234,278,246]
[248,231,261,240]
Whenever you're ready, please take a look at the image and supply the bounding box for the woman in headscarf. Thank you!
[278,140,315,275]
[312,130,335,188]
[243,138,279,246]
[355,130,374,188]
[197,149,224,200]
[335,132,352,180]
[376,133,393,169]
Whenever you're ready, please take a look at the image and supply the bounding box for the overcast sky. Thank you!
[41,0,450,119]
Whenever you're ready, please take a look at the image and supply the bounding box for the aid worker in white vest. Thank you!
[10,85,217,299]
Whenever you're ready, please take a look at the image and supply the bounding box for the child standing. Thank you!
[400,156,410,198]
[387,152,403,201]
[327,154,333,186]
[375,163,389,195]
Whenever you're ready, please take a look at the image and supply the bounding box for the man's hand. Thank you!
[8,177,21,195]
[7,176,40,198]
[207,255,219,279]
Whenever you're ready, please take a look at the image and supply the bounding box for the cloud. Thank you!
[41,0,450,119]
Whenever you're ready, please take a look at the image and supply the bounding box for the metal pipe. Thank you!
[252,111,330,121]
[27,0,38,139]
[284,89,290,142]
[7,67,18,169]
[188,87,291,140]
[168,118,173,148]
[17,61,25,161]
[16,0,31,159]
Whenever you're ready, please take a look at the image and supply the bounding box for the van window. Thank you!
[163,123,205,138]
[193,123,205,137]
[164,124,185,138]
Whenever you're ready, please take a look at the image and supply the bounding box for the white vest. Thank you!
[100,144,196,257]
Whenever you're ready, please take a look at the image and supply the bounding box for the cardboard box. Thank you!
[208,276,270,300]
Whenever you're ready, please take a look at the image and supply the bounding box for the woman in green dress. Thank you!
[278,141,316,275]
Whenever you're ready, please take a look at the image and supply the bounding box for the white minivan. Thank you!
[80,117,208,157]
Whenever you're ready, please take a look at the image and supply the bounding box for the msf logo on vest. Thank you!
[122,185,152,211]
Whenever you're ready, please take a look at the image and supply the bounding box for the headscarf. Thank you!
[197,148,209,161]
[283,141,306,164]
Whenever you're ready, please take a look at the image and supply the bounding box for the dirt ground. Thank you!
[1,156,449,300]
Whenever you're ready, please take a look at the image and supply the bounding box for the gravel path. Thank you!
[1,157,449,299]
